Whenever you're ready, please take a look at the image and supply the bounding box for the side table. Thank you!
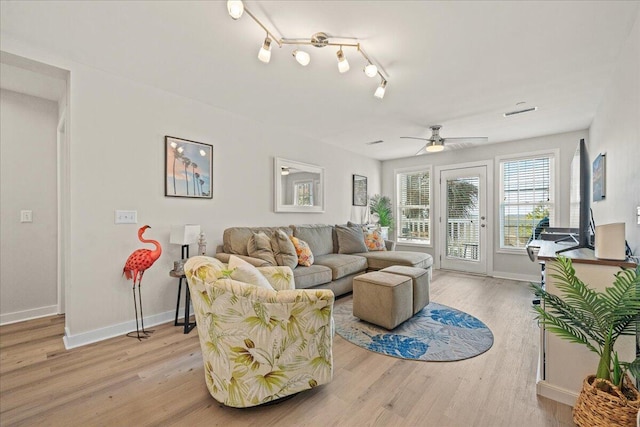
[169,270,196,334]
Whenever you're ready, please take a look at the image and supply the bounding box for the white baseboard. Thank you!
[536,379,578,407]
[63,309,180,349]
[492,271,540,283]
[0,305,58,325]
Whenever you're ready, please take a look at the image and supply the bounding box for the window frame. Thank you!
[496,149,559,254]
[394,165,433,247]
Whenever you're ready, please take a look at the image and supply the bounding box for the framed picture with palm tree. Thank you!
[165,136,213,199]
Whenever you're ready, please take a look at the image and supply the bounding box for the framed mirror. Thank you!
[274,157,325,213]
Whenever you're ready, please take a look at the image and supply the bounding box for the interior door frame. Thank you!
[434,160,494,275]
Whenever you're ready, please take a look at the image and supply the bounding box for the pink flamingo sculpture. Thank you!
[123,225,162,340]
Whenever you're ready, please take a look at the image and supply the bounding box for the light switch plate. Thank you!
[20,210,33,223]
[115,210,137,224]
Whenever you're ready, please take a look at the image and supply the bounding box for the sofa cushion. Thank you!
[335,225,368,254]
[247,232,277,266]
[292,264,332,289]
[290,236,314,267]
[354,251,434,270]
[223,227,291,255]
[314,254,367,280]
[228,255,274,290]
[271,229,298,270]
[291,224,334,256]
[363,229,386,251]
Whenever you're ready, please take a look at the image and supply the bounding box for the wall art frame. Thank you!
[165,136,213,199]
[352,174,368,206]
[592,153,605,202]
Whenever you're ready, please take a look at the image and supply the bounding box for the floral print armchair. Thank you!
[184,256,334,407]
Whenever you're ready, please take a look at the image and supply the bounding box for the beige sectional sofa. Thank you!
[215,224,433,297]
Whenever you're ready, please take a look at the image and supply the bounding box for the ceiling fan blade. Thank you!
[415,145,428,156]
[401,136,431,142]
[442,137,488,143]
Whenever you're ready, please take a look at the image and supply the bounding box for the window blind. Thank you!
[397,170,430,244]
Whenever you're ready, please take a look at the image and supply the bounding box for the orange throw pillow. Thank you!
[289,236,314,267]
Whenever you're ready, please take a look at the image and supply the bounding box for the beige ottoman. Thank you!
[353,271,413,330]
[380,265,430,315]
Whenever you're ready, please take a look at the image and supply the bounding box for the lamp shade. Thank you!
[170,225,201,245]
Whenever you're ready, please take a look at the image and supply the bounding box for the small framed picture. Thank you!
[352,174,368,206]
[165,136,213,199]
[592,153,605,202]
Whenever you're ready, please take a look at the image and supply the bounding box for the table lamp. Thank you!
[170,224,201,261]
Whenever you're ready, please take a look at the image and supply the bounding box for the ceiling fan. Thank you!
[401,125,488,155]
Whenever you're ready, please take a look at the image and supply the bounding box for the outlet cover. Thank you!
[115,210,137,224]
[20,210,33,223]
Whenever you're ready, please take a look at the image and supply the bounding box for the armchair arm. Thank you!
[257,266,296,291]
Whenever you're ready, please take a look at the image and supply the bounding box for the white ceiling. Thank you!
[1,1,637,160]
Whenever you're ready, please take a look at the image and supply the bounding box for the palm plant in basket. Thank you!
[531,256,640,427]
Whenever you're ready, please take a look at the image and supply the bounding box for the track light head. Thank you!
[364,63,378,78]
[336,48,350,73]
[258,37,272,63]
[374,79,387,99]
[292,49,310,66]
[227,0,244,20]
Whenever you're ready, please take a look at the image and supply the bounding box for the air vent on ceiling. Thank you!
[365,140,384,145]
[503,106,538,117]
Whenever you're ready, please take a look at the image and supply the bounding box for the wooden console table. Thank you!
[535,241,636,406]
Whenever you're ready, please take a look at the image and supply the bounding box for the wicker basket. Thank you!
[573,374,640,427]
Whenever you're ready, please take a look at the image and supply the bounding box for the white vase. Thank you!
[380,226,389,240]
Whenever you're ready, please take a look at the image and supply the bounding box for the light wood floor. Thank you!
[0,270,575,426]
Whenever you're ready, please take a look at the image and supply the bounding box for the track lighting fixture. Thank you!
[258,37,272,63]
[293,49,310,66]
[336,48,350,73]
[374,79,387,99]
[226,0,388,99]
[364,63,378,78]
[227,0,244,20]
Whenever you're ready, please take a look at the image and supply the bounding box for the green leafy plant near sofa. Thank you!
[531,256,640,426]
[369,194,393,228]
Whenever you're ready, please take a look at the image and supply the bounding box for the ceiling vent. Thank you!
[503,106,538,117]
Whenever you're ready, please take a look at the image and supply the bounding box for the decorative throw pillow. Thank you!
[289,236,314,267]
[228,255,274,290]
[335,224,368,254]
[247,232,277,266]
[271,229,298,270]
[364,229,386,251]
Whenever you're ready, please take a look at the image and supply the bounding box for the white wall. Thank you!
[589,8,640,254]
[382,130,587,280]
[0,89,58,323]
[0,39,381,346]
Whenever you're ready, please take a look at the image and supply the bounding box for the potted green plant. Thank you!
[531,256,640,427]
[369,194,393,239]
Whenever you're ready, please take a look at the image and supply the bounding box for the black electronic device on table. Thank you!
[556,139,594,254]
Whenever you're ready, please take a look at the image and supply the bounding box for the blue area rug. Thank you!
[333,298,494,361]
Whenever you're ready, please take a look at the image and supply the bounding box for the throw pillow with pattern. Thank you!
[289,236,314,267]
[364,229,386,251]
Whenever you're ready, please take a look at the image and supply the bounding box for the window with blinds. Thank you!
[396,169,431,245]
[499,153,555,249]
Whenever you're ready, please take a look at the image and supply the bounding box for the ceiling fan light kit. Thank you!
[226,0,388,99]
[401,125,488,155]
